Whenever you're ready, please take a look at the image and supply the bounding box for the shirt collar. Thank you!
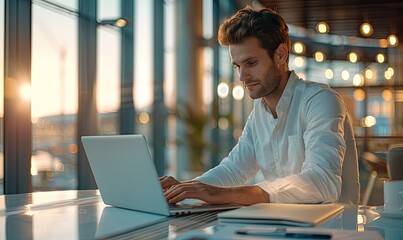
[260,70,299,115]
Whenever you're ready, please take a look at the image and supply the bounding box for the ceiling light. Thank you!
[217,82,229,98]
[342,70,350,80]
[316,22,330,34]
[376,53,386,63]
[360,23,373,37]
[353,89,366,101]
[138,112,150,124]
[348,52,359,63]
[378,39,388,48]
[292,41,305,54]
[353,74,364,86]
[98,18,127,28]
[325,69,333,79]
[365,69,374,79]
[218,117,229,130]
[387,67,394,76]
[384,71,392,80]
[362,116,376,128]
[382,89,393,101]
[313,51,325,62]
[232,85,244,100]
[387,34,399,47]
[115,19,127,27]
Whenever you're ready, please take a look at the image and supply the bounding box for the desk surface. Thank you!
[0,190,402,239]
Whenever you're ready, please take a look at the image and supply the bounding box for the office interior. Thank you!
[1,0,402,207]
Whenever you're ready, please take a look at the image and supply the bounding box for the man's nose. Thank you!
[239,69,251,82]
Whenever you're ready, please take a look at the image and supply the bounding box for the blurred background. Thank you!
[1,0,402,207]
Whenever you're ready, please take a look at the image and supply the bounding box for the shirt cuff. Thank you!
[256,181,279,203]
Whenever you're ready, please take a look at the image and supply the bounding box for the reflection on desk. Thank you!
[0,190,403,239]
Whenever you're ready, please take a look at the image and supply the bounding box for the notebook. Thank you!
[81,134,240,216]
[217,203,344,227]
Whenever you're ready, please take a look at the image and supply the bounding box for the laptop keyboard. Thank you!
[169,203,203,210]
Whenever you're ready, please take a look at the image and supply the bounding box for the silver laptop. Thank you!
[81,134,239,216]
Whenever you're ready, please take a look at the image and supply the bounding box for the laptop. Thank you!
[81,134,240,216]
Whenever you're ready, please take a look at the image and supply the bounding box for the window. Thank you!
[31,2,78,191]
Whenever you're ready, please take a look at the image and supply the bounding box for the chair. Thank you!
[361,151,388,206]
[387,144,403,180]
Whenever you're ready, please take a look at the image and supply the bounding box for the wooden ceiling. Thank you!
[249,0,403,42]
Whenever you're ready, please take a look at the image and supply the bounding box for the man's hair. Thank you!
[218,6,290,61]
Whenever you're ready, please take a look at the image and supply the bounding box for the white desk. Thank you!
[0,190,402,239]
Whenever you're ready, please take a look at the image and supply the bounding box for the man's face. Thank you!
[229,37,282,99]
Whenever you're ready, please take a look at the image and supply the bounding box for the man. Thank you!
[160,6,359,205]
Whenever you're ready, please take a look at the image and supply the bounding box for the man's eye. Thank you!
[233,65,240,69]
[248,60,257,66]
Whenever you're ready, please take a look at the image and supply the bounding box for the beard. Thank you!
[244,65,282,99]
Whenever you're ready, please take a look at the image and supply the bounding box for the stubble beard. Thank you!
[246,67,281,100]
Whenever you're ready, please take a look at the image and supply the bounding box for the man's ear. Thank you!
[275,43,288,64]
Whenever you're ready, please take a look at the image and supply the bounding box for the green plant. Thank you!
[174,103,210,171]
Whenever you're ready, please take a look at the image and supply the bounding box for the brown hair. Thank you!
[218,6,290,61]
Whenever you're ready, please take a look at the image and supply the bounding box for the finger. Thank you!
[164,183,205,203]
[165,183,231,205]
[165,186,203,204]
[160,176,180,189]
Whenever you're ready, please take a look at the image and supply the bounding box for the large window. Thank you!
[31,1,78,191]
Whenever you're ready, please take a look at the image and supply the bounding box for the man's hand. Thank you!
[159,176,182,190]
[162,180,270,205]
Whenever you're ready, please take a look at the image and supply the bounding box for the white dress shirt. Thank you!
[195,71,360,204]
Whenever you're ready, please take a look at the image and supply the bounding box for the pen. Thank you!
[236,229,331,239]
